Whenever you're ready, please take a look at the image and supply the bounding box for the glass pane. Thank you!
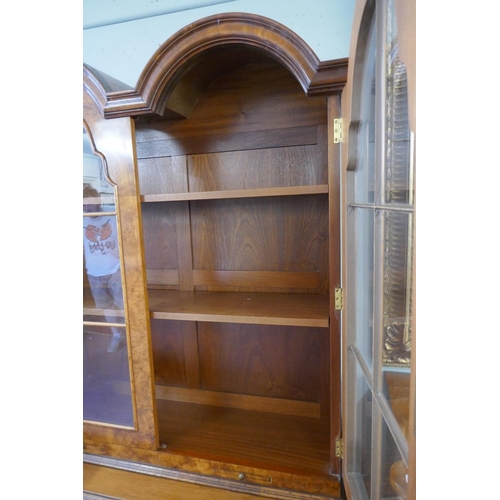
[382,210,413,368]
[353,20,376,205]
[382,367,411,444]
[83,126,133,427]
[379,416,409,500]
[348,358,372,499]
[346,1,415,498]
[83,326,133,426]
[83,127,116,211]
[384,0,414,206]
[354,208,375,368]
[83,219,124,327]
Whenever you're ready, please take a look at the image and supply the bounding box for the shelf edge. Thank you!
[141,185,329,203]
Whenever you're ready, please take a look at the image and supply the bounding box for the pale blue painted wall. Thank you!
[83,0,355,88]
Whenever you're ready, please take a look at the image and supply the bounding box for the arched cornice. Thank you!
[84,13,348,119]
[84,64,151,118]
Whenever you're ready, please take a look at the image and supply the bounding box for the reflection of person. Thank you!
[83,186,125,353]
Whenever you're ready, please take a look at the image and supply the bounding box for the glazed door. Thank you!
[341,0,416,498]
[83,80,158,451]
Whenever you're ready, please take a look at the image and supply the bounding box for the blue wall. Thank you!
[83,0,355,88]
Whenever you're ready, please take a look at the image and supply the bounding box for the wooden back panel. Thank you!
[137,58,331,418]
[188,139,327,192]
[138,60,329,294]
[191,195,329,293]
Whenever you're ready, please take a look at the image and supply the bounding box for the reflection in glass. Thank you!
[345,352,373,499]
[355,208,374,368]
[83,212,125,352]
[382,211,413,367]
[385,0,414,207]
[383,367,411,443]
[83,126,133,427]
[354,20,376,206]
[379,415,408,500]
[346,0,415,497]
[83,127,116,211]
[83,326,133,426]
[357,368,373,498]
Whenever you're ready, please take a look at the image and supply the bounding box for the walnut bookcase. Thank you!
[83,13,347,500]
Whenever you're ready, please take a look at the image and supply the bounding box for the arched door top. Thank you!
[84,13,348,119]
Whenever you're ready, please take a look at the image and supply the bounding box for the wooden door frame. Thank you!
[83,82,159,450]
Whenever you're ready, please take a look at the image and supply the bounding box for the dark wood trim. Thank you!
[83,13,348,120]
[83,64,149,118]
[327,94,343,473]
[135,125,319,159]
[308,58,349,97]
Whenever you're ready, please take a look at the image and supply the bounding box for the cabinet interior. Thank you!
[134,55,334,477]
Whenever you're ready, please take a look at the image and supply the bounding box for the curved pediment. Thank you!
[84,13,348,119]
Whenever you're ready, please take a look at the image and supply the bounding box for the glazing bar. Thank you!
[350,203,413,212]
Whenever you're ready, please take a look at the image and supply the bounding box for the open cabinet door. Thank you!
[341,0,415,499]
[83,66,159,451]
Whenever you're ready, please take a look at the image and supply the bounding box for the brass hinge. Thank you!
[334,118,343,143]
[335,437,344,459]
[334,288,344,310]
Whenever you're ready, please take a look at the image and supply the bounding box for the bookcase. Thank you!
[83,13,347,499]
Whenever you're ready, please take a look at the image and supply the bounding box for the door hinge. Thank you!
[335,437,344,459]
[334,288,344,310]
[334,118,343,143]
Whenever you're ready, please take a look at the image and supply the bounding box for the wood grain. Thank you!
[187,143,327,192]
[136,125,319,158]
[141,202,179,282]
[155,386,320,419]
[86,14,347,119]
[146,269,179,286]
[84,463,264,500]
[148,290,330,327]
[83,13,348,490]
[141,184,328,202]
[135,61,327,140]
[198,322,326,403]
[137,156,177,196]
[327,94,342,466]
[192,270,319,290]
[157,400,331,475]
[190,195,329,292]
[83,85,158,450]
[84,440,341,498]
[150,319,194,388]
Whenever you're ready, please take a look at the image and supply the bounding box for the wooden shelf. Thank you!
[141,184,328,203]
[157,399,331,476]
[148,290,330,327]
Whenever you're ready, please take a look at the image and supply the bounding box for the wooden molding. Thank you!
[308,58,349,97]
[155,386,321,419]
[83,64,149,118]
[83,13,348,119]
[84,455,341,500]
